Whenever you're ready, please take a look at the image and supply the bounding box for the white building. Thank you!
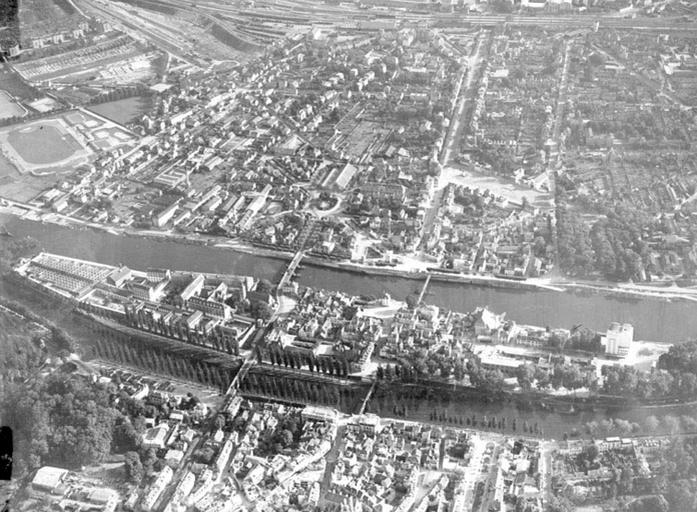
[301,406,337,423]
[603,323,633,357]
[142,424,170,449]
[141,466,173,511]
[31,466,69,494]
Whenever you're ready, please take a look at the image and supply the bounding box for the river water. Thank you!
[1,214,695,343]
[4,213,697,436]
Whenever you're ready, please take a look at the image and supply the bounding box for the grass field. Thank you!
[6,122,83,165]
[0,90,26,119]
[0,64,39,101]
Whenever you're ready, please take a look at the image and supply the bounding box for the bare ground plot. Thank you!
[0,154,64,203]
[441,164,554,209]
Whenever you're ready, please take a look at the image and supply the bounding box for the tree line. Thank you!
[556,199,653,281]
[2,369,125,477]
[597,341,697,401]
[239,370,364,413]
[92,332,237,393]
[122,305,240,356]
[254,344,351,377]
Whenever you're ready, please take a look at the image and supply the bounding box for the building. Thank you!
[603,323,633,357]
[107,266,132,287]
[173,471,196,499]
[85,488,119,512]
[215,437,234,473]
[147,268,172,282]
[127,277,168,302]
[165,449,185,465]
[181,274,205,302]
[188,296,230,320]
[142,424,170,449]
[185,310,204,329]
[142,466,173,511]
[301,406,338,424]
[31,466,69,494]
[478,350,522,376]
[347,414,381,435]
[153,201,180,228]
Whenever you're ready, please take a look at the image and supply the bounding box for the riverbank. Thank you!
[4,199,696,302]
[5,204,697,342]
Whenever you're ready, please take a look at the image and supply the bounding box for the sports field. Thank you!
[5,121,84,165]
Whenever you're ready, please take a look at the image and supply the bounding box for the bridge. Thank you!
[358,380,377,415]
[227,358,254,394]
[417,274,432,305]
[278,250,304,291]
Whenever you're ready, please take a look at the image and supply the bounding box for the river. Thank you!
[1,214,695,343]
[5,213,697,437]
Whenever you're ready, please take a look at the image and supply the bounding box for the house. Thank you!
[142,424,170,449]
[107,266,132,287]
[185,310,204,329]
[31,466,69,494]
[165,449,185,465]
[181,274,205,302]
[301,406,338,423]
[141,466,173,511]
[347,414,381,435]
[153,201,180,228]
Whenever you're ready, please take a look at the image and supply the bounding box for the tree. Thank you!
[278,429,294,448]
[113,419,141,453]
[256,279,274,294]
[618,465,634,494]
[140,447,158,476]
[250,300,273,321]
[405,294,419,309]
[628,495,668,512]
[214,415,226,431]
[548,496,574,512]
[124,451,143,484]
[516,364,535,391]
[581,444,599,466]
[666,480,697,512]
[2,372,119,474]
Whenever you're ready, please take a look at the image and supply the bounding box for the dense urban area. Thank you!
[3,0,697,511]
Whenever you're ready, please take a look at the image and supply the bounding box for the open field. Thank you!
[0,161,64,202]
[441,164,554,209]
[0,90,26,119]
[0,65,40,101]
[87,96,152,125]
[0,109,134,184]
[6,122,83,165]
[19,0,85,40]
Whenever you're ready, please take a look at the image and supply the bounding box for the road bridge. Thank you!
[227,358,254,394]
[417,274,432,305]
[278,250,304,291]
